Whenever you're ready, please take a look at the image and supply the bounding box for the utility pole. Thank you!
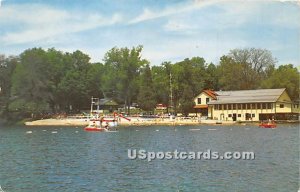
[169,72,174,118]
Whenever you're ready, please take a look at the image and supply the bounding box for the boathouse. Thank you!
[99,98,119,113]
[194,88,299,121]
[193,89,216,116]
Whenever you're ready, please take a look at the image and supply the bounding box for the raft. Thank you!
[259,123,277,128]
[84,127,108,132]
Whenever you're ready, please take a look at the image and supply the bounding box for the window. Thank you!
[238,104,241,110]
[242,104,246,109]
[228,114,232,117]
[257,103,261,109]
[246,113,251,120]
[267,103,272,109]
[280,104,284,108]
[247,103,251,109]
[219,105,223,110]
[214,105,218,110]
[228,104,232,110]
[197,98,201,104]
[238,114,241,117]
[233,104,236,110]
[224,104,227,110]
[251,103,256,109]
[262,103,266,109]
[206,98,209,104]
[252,114,255,117]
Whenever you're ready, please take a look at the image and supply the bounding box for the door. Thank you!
[245,113,251,121]
[232,113,237,121]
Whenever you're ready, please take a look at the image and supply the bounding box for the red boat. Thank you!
[259,123,277,128]
[84,97,131,132]
[84,119,106,132]
[84,127,108,132]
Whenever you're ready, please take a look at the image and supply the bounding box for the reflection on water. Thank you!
[0,124,298,192]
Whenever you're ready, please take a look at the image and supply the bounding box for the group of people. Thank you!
[90,117,110,129]
[267,118,276,125]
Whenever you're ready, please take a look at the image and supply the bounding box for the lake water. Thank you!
[0,124,298,192]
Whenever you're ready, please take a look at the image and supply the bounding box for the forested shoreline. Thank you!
[0,46,299,121]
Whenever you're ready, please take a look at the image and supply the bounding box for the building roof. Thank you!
[208,88,286,104]
[99,98,119,106]
[195,89,217,100]
[203,89,217,99]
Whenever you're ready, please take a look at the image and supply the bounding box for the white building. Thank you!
[194,88,299,121]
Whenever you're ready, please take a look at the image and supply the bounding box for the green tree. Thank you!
[57,50,92,111]
[229,48,276,74]
[86,62,105,98]
[219,48,276,90]
[218,55,244,90]
[103,45,148,114]
[171,57,206,114]
[9,48,52,116]
[44,48,72,111]
[178,85,195,116]
[57,70,89,111]
[2,45,298,121]
[261,64,299,100]
[8,48,94,117]
[205,63,220,90]
[152,62,171,107]
[137,65,156,111]
[0,55,18,117]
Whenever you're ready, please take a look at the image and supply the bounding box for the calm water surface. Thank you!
[0,124,298,192]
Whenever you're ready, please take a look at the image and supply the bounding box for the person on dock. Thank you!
[100,116,104,128]
[104,121,109,130]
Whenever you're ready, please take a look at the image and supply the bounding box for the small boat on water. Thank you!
[84,127,108,132]
[84,113,130,132]
[84,119,109,132]
[259,121,277,128]
[84,97,131,132]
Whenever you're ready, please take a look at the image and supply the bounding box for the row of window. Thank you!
[213,103,281,110]
[228,114,255,118]
[197,98,210,105]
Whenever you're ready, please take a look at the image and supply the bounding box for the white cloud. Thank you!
[164,20,198,32]
[216,1,300,29]
[142,38,248,65]
[129,0,223,24]
[0,4,69,25]
[0,0,298,67]
[132,0,299,32]
[0,4,122,45]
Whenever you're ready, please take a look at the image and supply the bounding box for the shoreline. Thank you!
[21,118,270,127]
[24,118,237,126]
[24,117,299,127]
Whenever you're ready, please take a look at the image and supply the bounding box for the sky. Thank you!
[0,0,299,66]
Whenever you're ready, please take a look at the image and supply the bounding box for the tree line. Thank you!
[0,46,299,120]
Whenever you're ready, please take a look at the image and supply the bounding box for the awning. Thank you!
[193,105,208,109]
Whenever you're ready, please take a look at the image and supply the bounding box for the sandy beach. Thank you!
[24,117,237,126]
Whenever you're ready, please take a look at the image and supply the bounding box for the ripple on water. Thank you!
[0,125,298,192]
